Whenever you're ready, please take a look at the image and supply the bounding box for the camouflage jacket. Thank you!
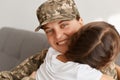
[0,49,48,80]
[0,49,118,80]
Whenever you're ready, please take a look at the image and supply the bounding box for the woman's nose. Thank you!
[55,29,63,40]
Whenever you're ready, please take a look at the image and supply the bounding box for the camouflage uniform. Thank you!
[0,0,118,80]
[0,49,48,80]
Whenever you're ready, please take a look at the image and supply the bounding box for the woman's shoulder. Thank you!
[100,62,118,80]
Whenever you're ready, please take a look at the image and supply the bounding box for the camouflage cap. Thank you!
[35,0,80,31]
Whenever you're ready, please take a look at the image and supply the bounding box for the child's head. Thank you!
[65,21,120,69]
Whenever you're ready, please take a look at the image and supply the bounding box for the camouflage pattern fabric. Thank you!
[100,62,118,80]
[35,0,80,31]
[0,49,118,80]
[22,77,35,80]
[0,49,48,80]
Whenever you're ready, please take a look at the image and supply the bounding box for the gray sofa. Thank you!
[0,27,49,71]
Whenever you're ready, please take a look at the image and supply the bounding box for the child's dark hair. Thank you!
[65,21,120,69]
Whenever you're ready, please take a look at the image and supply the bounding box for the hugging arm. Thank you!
[0,49,47,80]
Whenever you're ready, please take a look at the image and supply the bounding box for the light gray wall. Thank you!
[75,0,120,34]
[0,0,46,31]
[0,0,120,33]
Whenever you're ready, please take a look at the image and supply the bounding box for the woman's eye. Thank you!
[61,23,68,28]
[45,29,53,34]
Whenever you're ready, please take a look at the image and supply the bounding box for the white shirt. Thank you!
[36,47,102,80]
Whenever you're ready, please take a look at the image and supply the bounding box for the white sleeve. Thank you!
[77,64,102,80]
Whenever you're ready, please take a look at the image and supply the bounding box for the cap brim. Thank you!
[35,17,74,32]
[35,26,41,32]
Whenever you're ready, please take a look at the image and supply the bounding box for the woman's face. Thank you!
[43,18,83,53]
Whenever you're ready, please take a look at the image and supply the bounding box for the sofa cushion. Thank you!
[19,32,49,63]
[0,27,50,71]
[0,28,25,58]
[0,52,18,71]
[0,29,7,51]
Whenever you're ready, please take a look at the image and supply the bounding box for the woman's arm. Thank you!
[0,49,47,80]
